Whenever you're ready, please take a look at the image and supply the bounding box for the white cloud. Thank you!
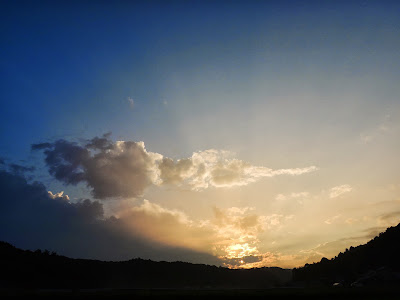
[48,190,70,201]
[130,199,191,225]
[345,218,359,225]
[159,149,318,190]
[127,97,134,109]
[275,192,309,201]
[360,114,391,144]
[360,133,373,144]
[324,214,342,224]
[329,184,352,198]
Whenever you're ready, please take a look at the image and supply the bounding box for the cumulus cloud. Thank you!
[329,184,352,198]
[33,134,318,199]
[32,134,162,199]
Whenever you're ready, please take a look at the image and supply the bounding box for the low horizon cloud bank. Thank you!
[0,164,392,269]
[0,167,302,268]
[0,168,222,265]
[32,134,318,199]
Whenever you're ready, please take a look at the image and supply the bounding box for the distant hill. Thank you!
[0,242,291,289]
[3,224,400,291]
[293,223,400,287]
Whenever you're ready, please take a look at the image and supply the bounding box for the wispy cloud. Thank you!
[324,214,342,224]
[127,97,135,109]
[360,114,391,144]
[275,192,309,202]
[329,184,352,198]
[377,211,400,228]
[159,150,317,190]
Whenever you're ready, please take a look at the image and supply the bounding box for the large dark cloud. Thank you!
[32,134,160,199]
[0,169,221,264]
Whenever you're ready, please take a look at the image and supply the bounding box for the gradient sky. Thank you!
[1,0,400,268]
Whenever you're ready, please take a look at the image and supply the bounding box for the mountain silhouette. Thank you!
[293,223,400,287]
[1,223,400,298]
[0,241,290,290]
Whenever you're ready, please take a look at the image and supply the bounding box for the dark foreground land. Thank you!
[2,223,400,298]
[1,287,400,299]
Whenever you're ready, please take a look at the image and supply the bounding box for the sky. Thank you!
[1,0,400,269]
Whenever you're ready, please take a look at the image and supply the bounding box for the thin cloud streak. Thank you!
[329,184,352,199]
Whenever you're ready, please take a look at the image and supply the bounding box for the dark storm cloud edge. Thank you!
[0,168,222,265]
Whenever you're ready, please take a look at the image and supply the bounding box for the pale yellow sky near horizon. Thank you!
[90,110,400,268]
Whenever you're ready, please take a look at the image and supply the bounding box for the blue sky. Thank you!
[2,0,399,158]
[1,0,400,268]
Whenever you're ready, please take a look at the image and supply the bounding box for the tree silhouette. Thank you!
[293,223,400,286]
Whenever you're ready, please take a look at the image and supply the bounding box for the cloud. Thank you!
[32,134,162,199]
[117,202,295,268]
[329,184,352,198]
[0,160,35,175]
[32,135,318,199]
[275,192,309,202]
[377,211,400,228]
[298,228,382,265]
[31,142,52,150]
[0,167,305,268]
[345,217,359,225]
[158,149,317,190]
[359,114,391,144]
[360,134,374,144]
[324,214,342,225]
[204,207,295,268]
[48,190,70,201]
[116,199,216,252]
[117,203,280,264]
[0,169,221,265]
[127,97,134,109]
